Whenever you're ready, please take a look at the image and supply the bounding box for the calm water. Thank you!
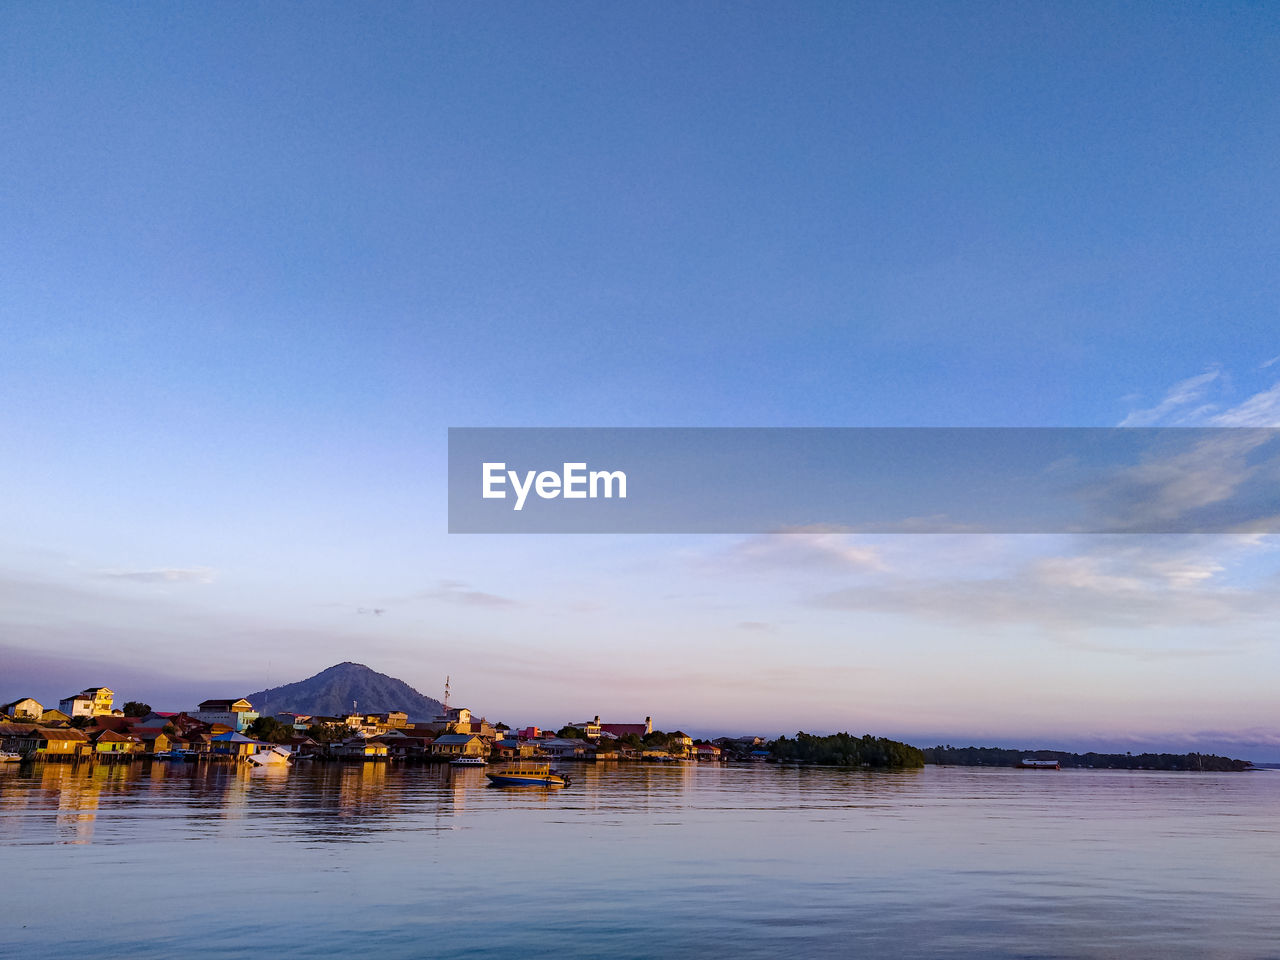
[3,762,1279,959]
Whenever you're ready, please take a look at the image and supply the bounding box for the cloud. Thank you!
[1074,430,1280,532]
[718,529,885,572]
[1119,365,1280,428]
[810,535,1280,637]
[418,580,520,608]
[1210,381,1280,427]
[1119,369,1220,426]
[96,567,216,584]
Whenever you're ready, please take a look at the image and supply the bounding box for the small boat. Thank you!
[450,756,487,767]
[1017,758,1061,769]
[485,761,570,787]
[0,751,22,763]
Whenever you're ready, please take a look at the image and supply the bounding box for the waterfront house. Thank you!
[37,727,91,759]
[372,731,432,761]
[429,733,486,758]
[93,729,143,758]
[134,729,172,755]
[695,743,723,761]
[39,708,72,726]
[540,738,588,759]
[337,738,390,761]
[1,697,43,720]
[284,734,319,755]
[195,699,259,732]
[210,731,268,760]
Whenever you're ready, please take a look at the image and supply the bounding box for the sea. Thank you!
[3,761,1278,959]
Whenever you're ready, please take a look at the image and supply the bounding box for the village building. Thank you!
[336,738,390,761]
[599,717,654,739]
[0,725,91,761]
[429,733,486,758]
[2,697,43,719]
[194,699,259,732]
[59,687,115,717]
[209,731,267,760]
[93,729,143,759]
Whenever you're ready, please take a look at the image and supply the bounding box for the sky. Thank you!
[2,4,1280,756]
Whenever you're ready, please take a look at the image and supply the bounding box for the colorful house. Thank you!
[210,731,267,760]
[430,733,486,758]
[194,699,259,732]
[59,687,115,717]
[93,729,143,758]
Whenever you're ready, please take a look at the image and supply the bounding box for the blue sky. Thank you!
[3,4,1280,755]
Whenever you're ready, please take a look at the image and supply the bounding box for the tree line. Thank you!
[922,745,1251,771]
[768,732,925,768]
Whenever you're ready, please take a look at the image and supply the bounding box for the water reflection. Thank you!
[1,763,1278,959]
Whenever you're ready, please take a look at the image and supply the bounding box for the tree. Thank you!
[122,701,151,717]
[248,716,296,743]
[557,726,583,739]
[306,722,356,744]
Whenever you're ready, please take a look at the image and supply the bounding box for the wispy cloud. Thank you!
[1210,381,1280,427]
[718,529,885,572]
[1075,430,1279,532]
[1119,369,1220,426]
[1120,365,1280,427]
[810,535,1280,637]
[97,567,216,584]
[418,580,520,608]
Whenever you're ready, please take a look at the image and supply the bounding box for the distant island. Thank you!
[923,744,1252,773]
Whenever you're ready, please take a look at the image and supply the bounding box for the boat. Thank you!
[485,761,570,787]
[450,756,488,767]
[0,751,22,763]
[1017,758,1061,769]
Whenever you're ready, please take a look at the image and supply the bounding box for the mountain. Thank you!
[244,662,444,722]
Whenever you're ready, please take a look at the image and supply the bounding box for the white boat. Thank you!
[0,751,22,763]
[449,756,487,767]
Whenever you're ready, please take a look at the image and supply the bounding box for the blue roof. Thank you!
[212,731,258,743]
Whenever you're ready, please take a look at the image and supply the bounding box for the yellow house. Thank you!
[27,727,91,760]
[94,730,143,758]
[430,734,486,757]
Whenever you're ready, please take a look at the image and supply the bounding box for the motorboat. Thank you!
[485,761,569,787]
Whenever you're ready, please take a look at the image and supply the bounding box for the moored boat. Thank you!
[450,756,487,767]
[485,761,570,787]
[0,751,22,763]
